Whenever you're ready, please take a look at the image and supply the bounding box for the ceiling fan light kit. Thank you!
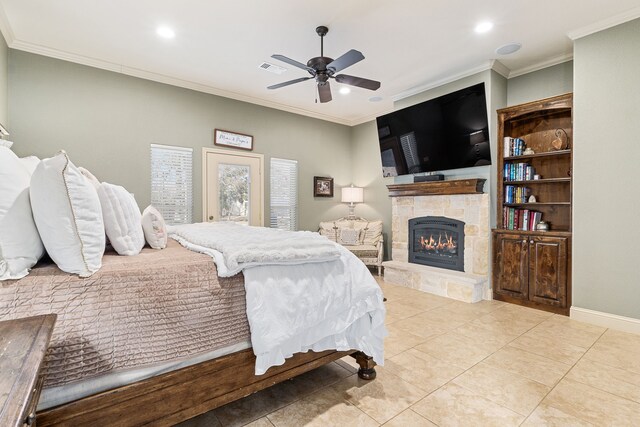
[267,25,381,103]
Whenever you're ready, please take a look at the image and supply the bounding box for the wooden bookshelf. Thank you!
[492,93,573,315]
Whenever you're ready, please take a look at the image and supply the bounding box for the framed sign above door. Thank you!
[214,129,254,151]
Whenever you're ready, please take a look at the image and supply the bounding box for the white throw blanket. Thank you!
[169,222,341,277]
[169,222,386,374]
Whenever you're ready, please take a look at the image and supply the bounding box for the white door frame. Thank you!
[202,147,265,226]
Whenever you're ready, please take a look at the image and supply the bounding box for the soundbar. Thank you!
[414,174,445,182]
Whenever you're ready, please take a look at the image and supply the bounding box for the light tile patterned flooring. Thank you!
[178,278,640,426]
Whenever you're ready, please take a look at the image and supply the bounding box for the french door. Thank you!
[202,148,264,226]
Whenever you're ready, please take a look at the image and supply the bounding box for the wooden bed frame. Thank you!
[37,348,376,426]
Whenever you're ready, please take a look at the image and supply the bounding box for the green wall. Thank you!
[573,18,640,320]
[0,33,7,126]
[507,61,573,106]
[8,50,352,231]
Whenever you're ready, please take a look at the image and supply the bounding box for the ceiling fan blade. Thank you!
[326,49,365,74]
[267,76,314,90]
[318,81,332,103]
[271,54,315,73]
[334,74,381,91]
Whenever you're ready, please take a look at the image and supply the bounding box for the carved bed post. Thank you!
[351,351,377,380]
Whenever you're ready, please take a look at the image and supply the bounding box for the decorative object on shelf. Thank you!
[528,195,537,203]
[214,129,254,151]
[533,174,541,180]
[523,147,535,155]
[314,176,334,197]
[551,128,569,151]
[341,185,364,219]
[535,220,550,231]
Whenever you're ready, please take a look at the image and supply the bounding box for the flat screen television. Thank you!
[376,82,491,177]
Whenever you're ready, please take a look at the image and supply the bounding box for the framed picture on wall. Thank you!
[313,176,334,198]
[214,129,253,151]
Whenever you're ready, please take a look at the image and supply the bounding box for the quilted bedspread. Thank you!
[0,240,250,388]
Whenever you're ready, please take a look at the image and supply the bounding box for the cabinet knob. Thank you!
[530,240,534,244]
[522,239,527,244]
[208,216,214,221]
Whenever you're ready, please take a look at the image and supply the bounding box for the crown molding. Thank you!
[567,6,640,40]
[508,53,573,78]
[490,60,511,79]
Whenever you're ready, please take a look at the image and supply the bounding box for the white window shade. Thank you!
[150,144,193,225]
[270,158,298,231]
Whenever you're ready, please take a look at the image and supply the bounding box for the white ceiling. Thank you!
[1,1,640,126]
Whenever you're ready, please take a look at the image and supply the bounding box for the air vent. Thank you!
[259,62,287,75]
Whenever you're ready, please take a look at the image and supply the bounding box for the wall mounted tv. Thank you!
[376,82,491,177]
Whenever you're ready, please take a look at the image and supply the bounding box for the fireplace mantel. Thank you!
[386,178,486,197]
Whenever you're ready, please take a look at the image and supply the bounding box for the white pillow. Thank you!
[78,166,101,189]
[339,228,361,246]
[97,182,145,256]
[141,206,167,249]
[30,151,105,277]
[0,147,45,280]
[20,156,41,175]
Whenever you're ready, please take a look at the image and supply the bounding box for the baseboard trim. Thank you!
[570,306,640,334]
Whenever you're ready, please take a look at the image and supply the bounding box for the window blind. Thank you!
[150,144,193,225]
[270,157,298,231]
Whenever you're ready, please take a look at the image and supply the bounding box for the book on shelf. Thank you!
[506,137,526,156]
[504,185,530,204]
[502,207,543,231]
[504,162,536,182]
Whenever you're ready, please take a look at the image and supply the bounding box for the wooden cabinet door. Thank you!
[528,236,568,308]
[493,233,529,300]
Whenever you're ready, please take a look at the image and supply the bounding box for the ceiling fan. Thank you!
[267,26,381,103]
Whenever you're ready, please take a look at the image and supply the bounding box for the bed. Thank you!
[0,238,383,426]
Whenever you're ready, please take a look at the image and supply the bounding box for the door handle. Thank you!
[209,216,214,221]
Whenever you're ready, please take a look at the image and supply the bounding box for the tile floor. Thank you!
[178,278,640,426]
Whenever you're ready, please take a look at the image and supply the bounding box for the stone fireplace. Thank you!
[409,216,465,272]
[383,179,489,303]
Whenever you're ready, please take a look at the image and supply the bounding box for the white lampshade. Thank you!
[342,186,364,204]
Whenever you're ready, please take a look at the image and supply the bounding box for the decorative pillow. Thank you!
[30,151,105,277]
[0,147,45,280]
[318,221,338,242]
[141,206,167,249]
[20,156,41,175]
[359,220,383,245]
[78,166,101,189]
[339,228,361,246]
[97,182,145,256]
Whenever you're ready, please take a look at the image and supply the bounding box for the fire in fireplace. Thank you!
[409,216,465,272]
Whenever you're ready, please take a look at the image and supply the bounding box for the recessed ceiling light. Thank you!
[369,96,383,102]
[496,43,522,55]
[474,21,494,34]
[339,87,351,95]
[156,26,175,39]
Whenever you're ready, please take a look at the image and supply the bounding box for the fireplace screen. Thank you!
[409,216,465,272]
